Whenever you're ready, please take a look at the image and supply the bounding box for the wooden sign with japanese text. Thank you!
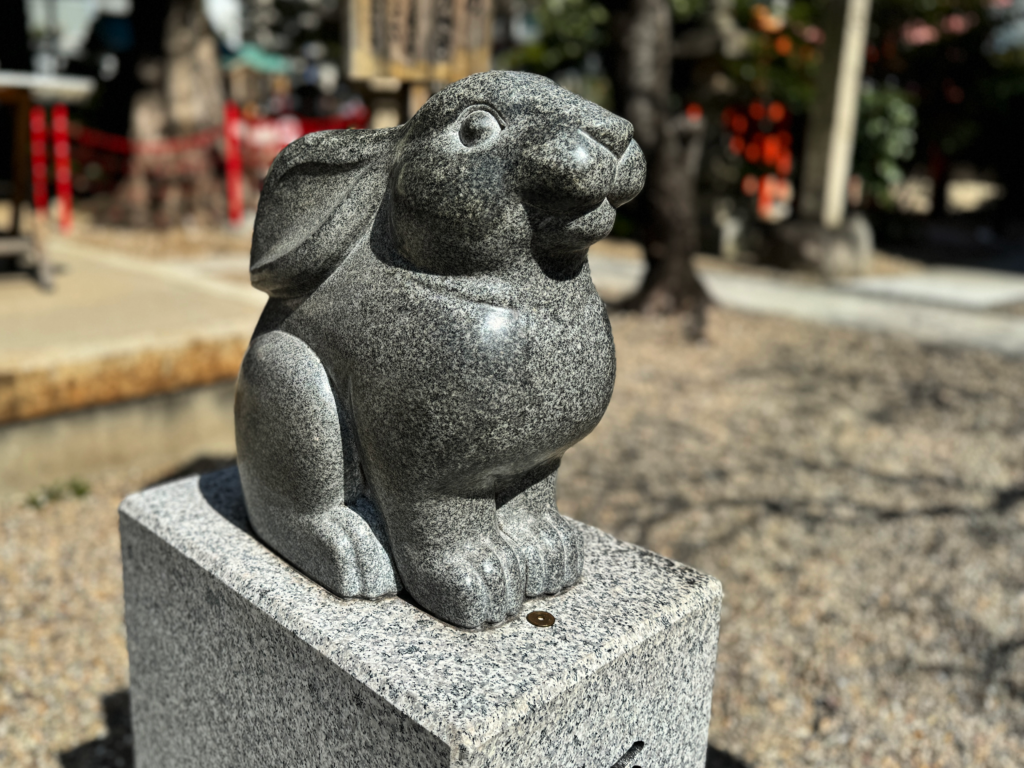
[346,0,493,85]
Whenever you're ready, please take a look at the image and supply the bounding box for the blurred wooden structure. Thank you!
[345,0,494,124]
[0,71,96,288]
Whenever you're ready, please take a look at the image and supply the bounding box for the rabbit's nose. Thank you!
[581,114,634,158]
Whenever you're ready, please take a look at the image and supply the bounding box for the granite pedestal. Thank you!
[120,468,722,768]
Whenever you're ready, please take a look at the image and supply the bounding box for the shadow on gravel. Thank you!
[59,690,133,768]
[707,744,752,767]
[60,689,752,767]
[147,455,237,488]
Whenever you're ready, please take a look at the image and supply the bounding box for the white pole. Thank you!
[820,0,873,229]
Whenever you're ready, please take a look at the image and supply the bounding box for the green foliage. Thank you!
[495,0,614,107]
[26,477,91,509]
[855,81,919,208]
[721,0,926,206]
[499,0,1024,210]
[720,1,821,114]
[867,0,1024,202]
[496,1,610,74]
[670,0,708,22]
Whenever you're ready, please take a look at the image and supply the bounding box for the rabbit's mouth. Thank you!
[525,197,619,252]
[607,140,646,209]
[523,136,644,251]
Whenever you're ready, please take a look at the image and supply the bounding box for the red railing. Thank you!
[31,100,370,229]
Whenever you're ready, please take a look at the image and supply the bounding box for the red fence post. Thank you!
[29,105,49,215]
[224,101,243,226]
[51,104,73,232]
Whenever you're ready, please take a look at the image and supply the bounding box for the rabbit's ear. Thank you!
[250,127,401,298]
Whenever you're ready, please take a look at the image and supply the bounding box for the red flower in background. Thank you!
[723,100,795,220]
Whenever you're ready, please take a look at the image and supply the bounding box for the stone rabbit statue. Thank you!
[235,70,645,628]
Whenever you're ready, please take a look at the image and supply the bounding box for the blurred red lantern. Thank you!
[744,138,762,164]
[776,149,793,177]
[763,133,781,167]
[774,34,794,57]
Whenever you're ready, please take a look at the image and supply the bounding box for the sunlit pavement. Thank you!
[587,240,1024,356]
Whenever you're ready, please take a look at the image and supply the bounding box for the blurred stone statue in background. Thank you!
[109,0,225,227]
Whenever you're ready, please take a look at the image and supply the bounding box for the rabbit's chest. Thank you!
[303,261,615,462]
[355,280,612,404]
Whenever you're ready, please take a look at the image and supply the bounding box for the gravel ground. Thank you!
[3,307,1024,767]
[1,470,141,767]
[562,309,1024,768]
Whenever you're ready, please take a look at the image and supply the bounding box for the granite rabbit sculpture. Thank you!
[235,70,646,628]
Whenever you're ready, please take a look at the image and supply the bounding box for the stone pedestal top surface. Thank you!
[120,467,722,752]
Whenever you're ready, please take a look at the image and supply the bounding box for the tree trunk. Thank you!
[609,0,709,328]
[0,1,31,71]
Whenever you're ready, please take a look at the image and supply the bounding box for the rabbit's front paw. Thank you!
[397,530,526,628]
[304,502,401,598]
[496,506,583,597]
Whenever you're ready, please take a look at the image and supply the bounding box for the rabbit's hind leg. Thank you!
[235,330,400,598]
[495,461,584,597]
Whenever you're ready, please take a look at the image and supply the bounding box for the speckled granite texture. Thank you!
[236,70,646,628]
[120,468,721,768]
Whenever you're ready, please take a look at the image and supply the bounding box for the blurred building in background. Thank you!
[345,0,493,126]
[2,0,505,228]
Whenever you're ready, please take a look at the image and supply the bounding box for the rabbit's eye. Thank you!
[459,110,501,147]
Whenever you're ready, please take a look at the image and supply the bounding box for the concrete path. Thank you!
[841,266,1024,309]
[1,237,261,368]
[11,235,1024,399]
[586,240,1024,356]
[0,234,264,491]
[699,270,1024,356]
